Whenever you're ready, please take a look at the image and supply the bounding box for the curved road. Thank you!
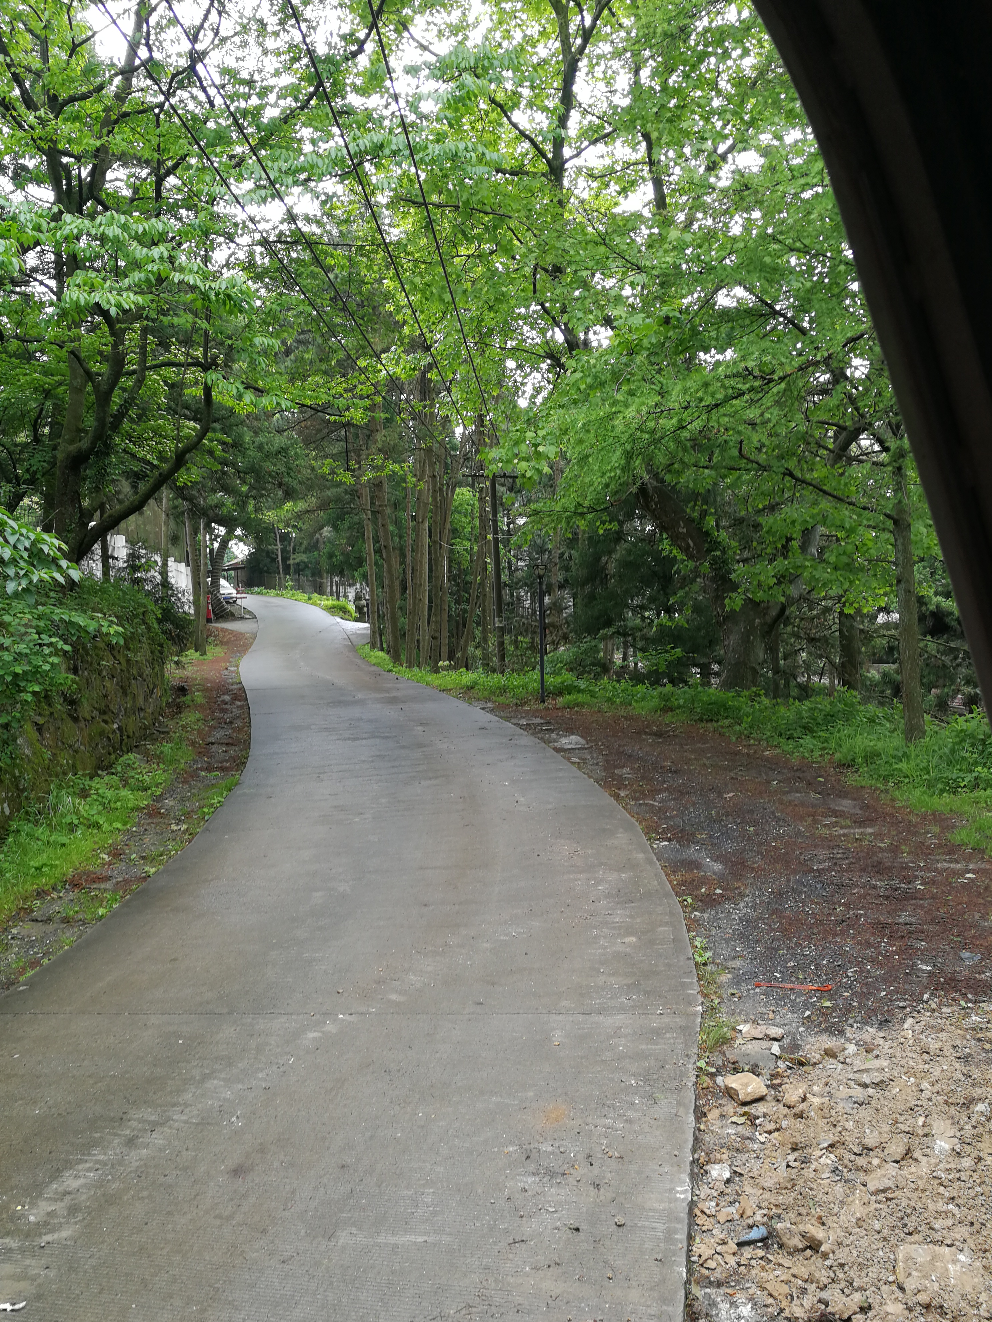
[0,597,699,1320]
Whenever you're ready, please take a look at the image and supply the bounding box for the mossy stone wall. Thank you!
[0,625,167,833]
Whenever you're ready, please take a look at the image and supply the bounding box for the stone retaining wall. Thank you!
[0,626,167,834]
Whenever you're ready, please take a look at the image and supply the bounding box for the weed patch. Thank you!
[688,922,734,1067]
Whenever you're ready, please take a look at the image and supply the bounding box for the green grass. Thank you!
[249,588,356,620]
[359,646,992,852]
[0,691,203,923]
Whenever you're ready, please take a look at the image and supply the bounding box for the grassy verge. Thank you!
[249,588,355,620]
[358,646,992,852]
[0,683,204,924]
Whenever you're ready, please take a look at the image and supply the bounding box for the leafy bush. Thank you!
[249,587,356,620]
[1,511,79,602]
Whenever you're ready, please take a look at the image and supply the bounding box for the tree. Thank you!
[0,0,277,559]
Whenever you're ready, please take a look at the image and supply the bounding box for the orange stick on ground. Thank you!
[753,982,833,992]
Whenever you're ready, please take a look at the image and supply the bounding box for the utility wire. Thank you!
[365,0,493,430]
[284,0,472,435]
[94,0,436,449]
[160,0,416,409]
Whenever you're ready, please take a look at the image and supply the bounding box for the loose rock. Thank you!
[866,1166,898,1195]
[724,1072,767,1104]
[883,1134,910,1163]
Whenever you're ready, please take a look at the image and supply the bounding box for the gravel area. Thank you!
[690,1005,992,1320]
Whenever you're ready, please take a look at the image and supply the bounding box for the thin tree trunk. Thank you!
[893,457,925,742]
[274,525,284,590]
[198,517,208,653]
[427,454,442,667]
[406,467,413,609]
[185,508,203,654]
[479,482,491,669]
[374,474,402,663]
[418,446,432,666]
[838,609,861,691]
[458,505,485,668]
[359,477,380,652]
[99,503,111,581]
[160,487,170,592]
[406,445,430,667]
[490,474,506,672]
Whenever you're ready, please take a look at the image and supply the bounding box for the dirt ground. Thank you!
[494,702,992,1320]
[0,621,254,992]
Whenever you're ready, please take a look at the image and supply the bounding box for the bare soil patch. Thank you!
[0,622,254,991]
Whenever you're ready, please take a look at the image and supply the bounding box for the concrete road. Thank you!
[0,597,699,1321]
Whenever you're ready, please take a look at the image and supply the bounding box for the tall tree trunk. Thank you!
[99,503,111,581]
[490,474,506,673]
[198,518,208,653]
[406,444,430,667]
[374,474,403,663]
[458,503,485,669]
[479,482,491,669]
[405,467,413,612]
[433,435,466,667]
[418,446,432,666]
[838,609,861,690]
[358,477,380,652]
[274,525,284,590]
[427,454,443,667]
[184,508,203,654]
[893,455,925,742]
[160,488,170,592]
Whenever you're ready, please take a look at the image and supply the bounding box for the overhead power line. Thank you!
[283,0,473,436]
[92,0,462,465]
[158,0,420,412]
[364,1,493,432]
